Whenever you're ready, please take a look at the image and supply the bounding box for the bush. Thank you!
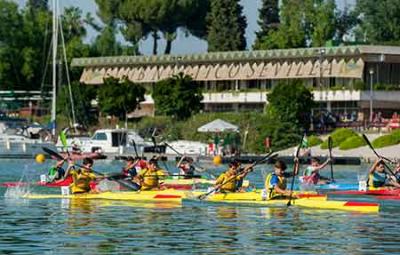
[372,134,400,148]
[320,128,358,149]
[339,135,366,150]
[308,135,323,147]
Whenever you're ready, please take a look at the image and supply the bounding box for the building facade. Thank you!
[72,45,400,120]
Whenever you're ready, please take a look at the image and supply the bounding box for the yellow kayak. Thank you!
[183,195,379,213]
[161,178,250,188]
[24,189,202,203]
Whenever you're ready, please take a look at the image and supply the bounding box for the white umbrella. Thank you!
[197,119,239,133]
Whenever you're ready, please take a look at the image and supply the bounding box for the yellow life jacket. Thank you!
[264,173,287,199]
[139,168,166,190]
[69,169,97,194]
[215,172,240,192]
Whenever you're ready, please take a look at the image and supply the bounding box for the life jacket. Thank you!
[69,169,97,194]
[265,173,287,199]
[301,166,320,185]
[139,168,165,190]
[215,172,238,192]
[367,171,387,189]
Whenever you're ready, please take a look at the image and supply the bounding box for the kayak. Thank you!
[2,176,74,188]
[161,178,250,190]
[328,189,400,196]
[23,189,202,203]
[296,183,358,191]
[183,196,379,213]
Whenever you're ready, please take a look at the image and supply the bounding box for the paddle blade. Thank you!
[328,136,333,151]
[60,130,68,148]
[42,147,63,160]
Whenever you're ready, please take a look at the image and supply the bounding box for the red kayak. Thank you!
[328,189,400,196]
[2,176,73,188]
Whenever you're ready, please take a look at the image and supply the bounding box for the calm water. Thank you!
[0,160,399,254]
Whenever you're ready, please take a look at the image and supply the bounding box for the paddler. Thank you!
[214,161,250,193]
[68,158,101,194]
[300,157,331,185]
[177,156,195,179]
[135,158,168,190]
[264,160,299,199]
[122,156,138,178]
[368,159,400,189]
[47,159,66,183]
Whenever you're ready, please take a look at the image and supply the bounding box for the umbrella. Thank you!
[197,119,239,133]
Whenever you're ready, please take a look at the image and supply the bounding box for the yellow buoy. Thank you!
[213,155,223,166]
[35,154,46,164]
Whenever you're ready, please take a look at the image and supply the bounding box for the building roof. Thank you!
[71,45,400,68]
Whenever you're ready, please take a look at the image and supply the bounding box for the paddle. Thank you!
[362,134,399,182]
[287,134,305,206]
[42,147,138,190]
[198,152,277,200]
[164,142,215,177]
[328,136,335,182]
[131,139,139,158]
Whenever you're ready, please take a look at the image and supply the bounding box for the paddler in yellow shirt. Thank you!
[214,161,251,193]
[135,158,168,190]
[68,158,99,194]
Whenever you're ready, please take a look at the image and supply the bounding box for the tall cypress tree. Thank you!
[207,0,247,52]
[253,0,280,50]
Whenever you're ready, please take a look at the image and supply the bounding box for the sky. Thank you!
[15,0,356,55]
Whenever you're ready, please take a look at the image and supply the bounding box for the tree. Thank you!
[91,25,123,56]
[97,77,146,119]
[255,0,337,49]
[152,73,203,120]
[206,0,247,52]
[94,0,209,55]
[355,0,400,45]
[57,82,97,127]
[266,80,314,131]
[253,0,280,50]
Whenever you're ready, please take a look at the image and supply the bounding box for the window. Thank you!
[93,132,107,141]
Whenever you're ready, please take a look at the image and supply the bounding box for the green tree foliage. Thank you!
[57,82,97,127]
[266,80,314,131]
[94,0,209,55]
[355,0,400,45]
[97,77,146,119]
[253,0,279,50]
[206,0,247,52]
[91,25,123,57]
[255,0,337,49]
[152,73,203,120]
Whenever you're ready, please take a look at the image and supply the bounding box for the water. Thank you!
[0,160,399,254]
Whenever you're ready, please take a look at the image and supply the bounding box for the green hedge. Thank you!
[308,135,323,147]
[372,133,400,148]
[339,135,366,150]
[320,128,358,149]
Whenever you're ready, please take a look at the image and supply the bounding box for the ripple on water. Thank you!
[0,160,398,254]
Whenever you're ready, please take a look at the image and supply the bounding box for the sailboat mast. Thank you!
[51,0,58,136]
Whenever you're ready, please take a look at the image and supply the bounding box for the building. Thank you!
[72,45,400,120]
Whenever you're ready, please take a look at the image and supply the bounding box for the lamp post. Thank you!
[319,48,326,113]
[369,68,374,123]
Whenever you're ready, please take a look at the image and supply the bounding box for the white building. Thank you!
[72,45,400,120]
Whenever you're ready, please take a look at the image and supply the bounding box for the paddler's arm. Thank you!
[388,177,400,188]
[314,158,331,171]
[176,155,186,168]
[369,159,382,174]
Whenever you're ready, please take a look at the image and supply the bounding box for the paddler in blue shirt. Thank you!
[264,160,299,200]
[368,159,400,189]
